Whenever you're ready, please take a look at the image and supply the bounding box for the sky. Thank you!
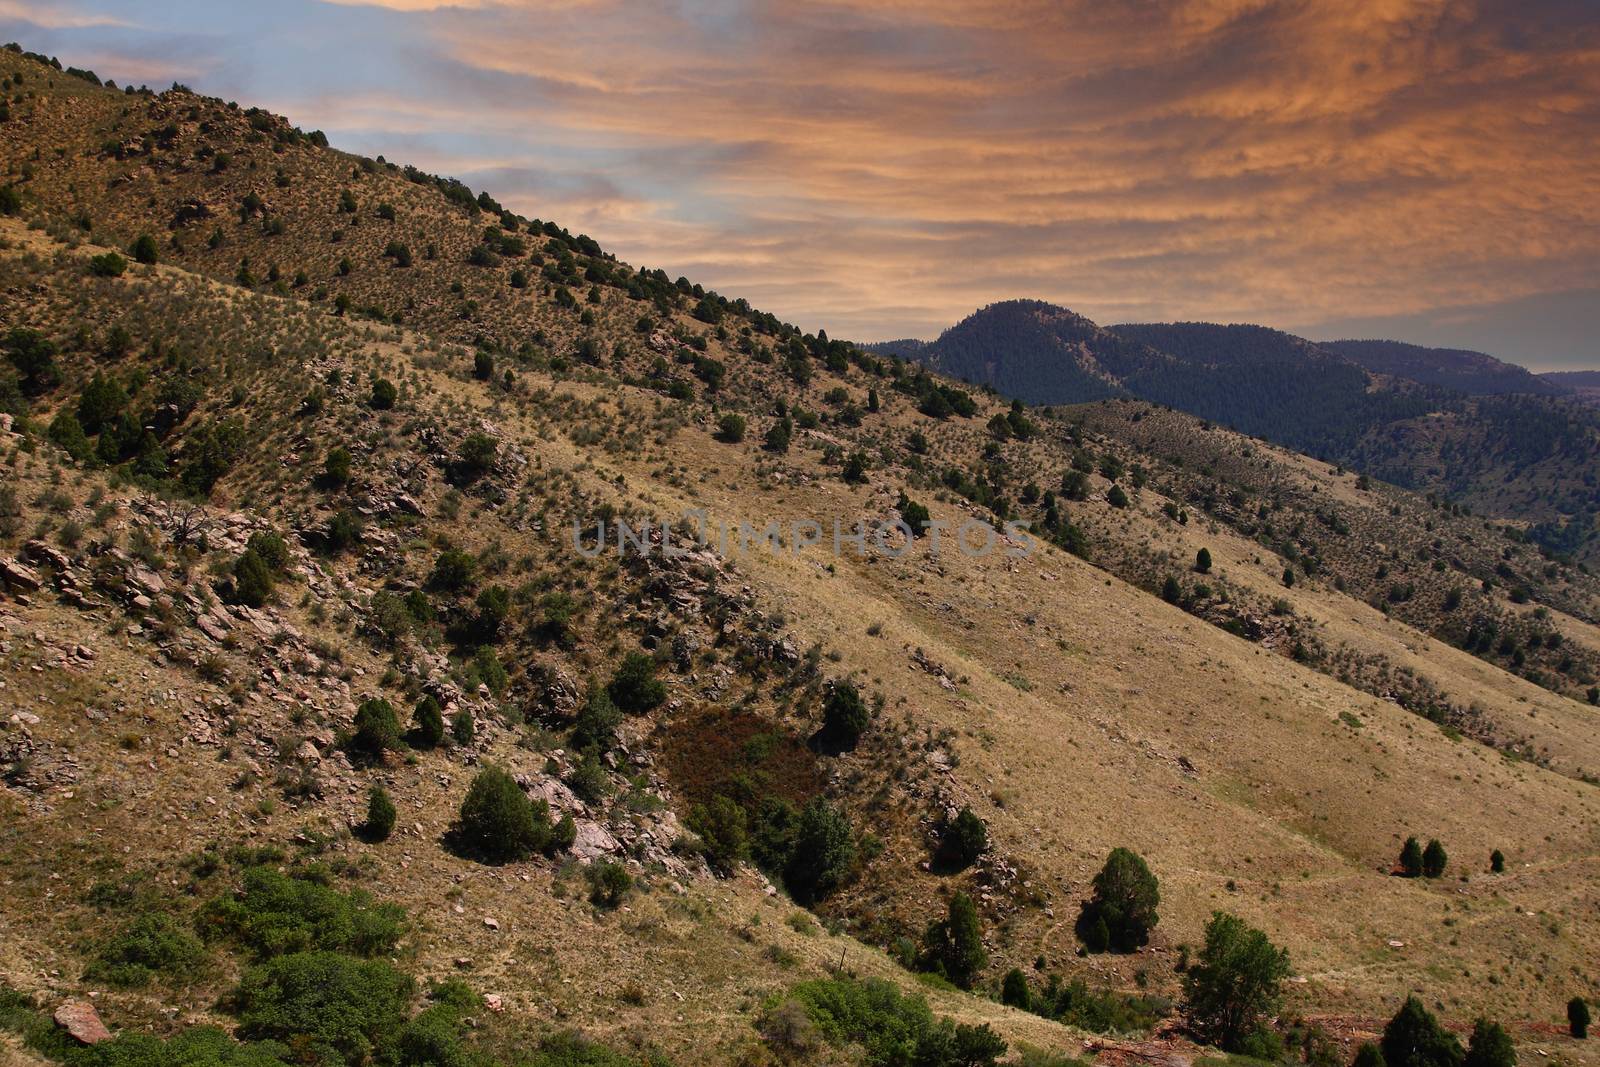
[3,0,1598,370]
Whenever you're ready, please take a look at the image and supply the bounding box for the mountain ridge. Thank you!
[3,42,1600,1067]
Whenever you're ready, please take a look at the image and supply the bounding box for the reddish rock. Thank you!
[54,1000,112,1044]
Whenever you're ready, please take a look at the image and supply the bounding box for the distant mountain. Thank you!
[1543,371,1600,387]
[864,299,1156,405]
[871,302,1600,558]
[1541,371,1600,407]
[865,303,1437,457]
[1319,339,1563,396]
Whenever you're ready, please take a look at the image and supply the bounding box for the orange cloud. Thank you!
[106,0,1600,342]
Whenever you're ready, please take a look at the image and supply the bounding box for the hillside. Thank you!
[873,305,1600,564]
[1543,372,1600,407]
[2,44,1600,1067]
[1319,340,1564,398]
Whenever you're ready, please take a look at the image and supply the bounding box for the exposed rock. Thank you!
[571,819,622,861]
[54,1000,112,1045]
[1,558,42,593]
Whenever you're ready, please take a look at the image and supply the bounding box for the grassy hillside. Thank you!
[1,44,1598,1067]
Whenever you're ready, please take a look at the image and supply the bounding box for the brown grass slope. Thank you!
[0,46,1598,1064]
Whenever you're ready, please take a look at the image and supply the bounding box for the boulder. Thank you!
[54,1000,112,1045]
[0,558,42,593]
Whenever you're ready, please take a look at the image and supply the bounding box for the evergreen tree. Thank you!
[130,233,159,264]
[938,807,988,870]
[763,416,793,453]
[231,549,275,608]
[1489,849,1504,874]
[412,696,445,750]
[608,651,666,713]
[784,798,855,903]
[350,698,402,763]
[819,680,870,752]
[923,892,986,988]
[452,765,551,864]
[1569,997,1590,1040]
[1355,1043,1389,1067]
[1182,911,1290,1052]
[1080,848,1160,952]
[1196,547,1212,573]
[362,785,396,842]
[1001,968,1030,1010]
[1422,839,1448,879]
[1463,1019,1515,1067]
[1399,837,1424,877]
[1381,996,1464,1067]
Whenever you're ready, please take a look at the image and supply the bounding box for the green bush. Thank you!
[5,327,59,396]
[1001,968,1031,1010]
[86,912,204,987]
[369,377,397,410]
[587,861,632,909]
[429,548,477,592]
[452,765,552,863]
[1079,848,1160,952]
[88,252,128,277]
[1422,839,1448,878]
[687,796,749,875]
[77,372,128,435]
[412,696,445,749]
[456,433,498,480]
[764,417,792,453]
[1381,996,1464,1067]
[1034,976,1166,1034]
[896,493,931,537]
[233,950,411,1064]
[1182,911,1290,1052]
[608,652,666,714]
[570,686,622,754]
[1398,837,1424,878]
[1569,997,1590,1039]
[819,680,869,752]
[937,807,987,871]
[782,977,1007,1067]
[48,411,92,462]
[920,891,986,988]
[71,1025,293,1066]
[362,785,397,843]
[1196,548,1212,573]
[1489,849,1505,873]
[231,549,275,608]
[716,413,746,442]
[323,447,351,486]
[1354,1042,1388,1067]
[566,754,611,804]
[350,698,402,762]
[130,233,159,265]
[784,798,856,903]
[1463,1019,1515,1067]
[200,866,405,959]
[245,531,291,573]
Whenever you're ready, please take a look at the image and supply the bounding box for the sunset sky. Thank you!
[3,0,1597,368]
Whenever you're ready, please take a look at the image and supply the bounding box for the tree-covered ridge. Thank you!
[1321,339,1565,397]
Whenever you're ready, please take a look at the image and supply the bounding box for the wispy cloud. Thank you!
[7,0,1600,362]
[0,0,132,30]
